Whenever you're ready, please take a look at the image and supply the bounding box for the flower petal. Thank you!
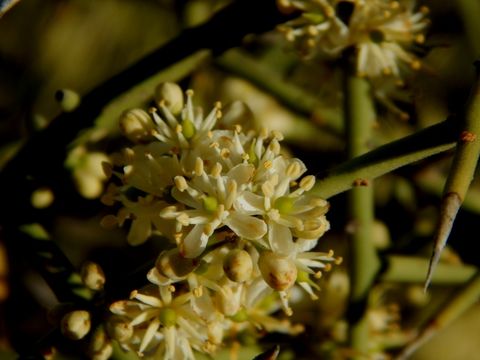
[224,212,267,240]
[268,221,294,255]
[182,224,209,258]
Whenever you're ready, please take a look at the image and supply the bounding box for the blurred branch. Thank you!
[382,256,476,284]
[396,271,480,360]
[415,168,480,214]
[216,49,342,132]
[3,223,89,304]
[312,119,458,199]
[0,0,291,224]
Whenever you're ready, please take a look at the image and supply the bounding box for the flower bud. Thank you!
[55,89,81,112]
[155,248,198,280]
[223,249,253,283]
[259,252,297,291]
[106,316,133,343]
[92,343,113,360]
[61,310,91,340]
[81,261,106,291]
[119,109,154,143]
[155,82,184,115]
[89,326,108,353]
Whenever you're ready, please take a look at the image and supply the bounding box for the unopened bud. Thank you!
[156,248,197,280]
[61,310,91,340]
[81,261,106,291]
[119,109,154,143]
[55,89,81,112]
[223,249,253,283]
[106,316,133,342]
[155,82,184,115]
[92,343,113,360]
[89,326,108,353]
[259,252,297,291]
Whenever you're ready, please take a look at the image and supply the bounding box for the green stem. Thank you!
[344,74,380,357]
[381,256,476,284]
[396,271,480,360]
[311,119,458,199]
[216,49,342,132]
[425,63,480,290]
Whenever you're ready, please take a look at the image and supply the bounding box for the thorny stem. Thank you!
[344,72,380,357]
[425,62,480,291]
[311,119,458,199]
[381,256,476,285]
[0,0,290,224]
[396,271,480,360]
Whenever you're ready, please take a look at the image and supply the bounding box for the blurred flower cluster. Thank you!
[277,0,429,78]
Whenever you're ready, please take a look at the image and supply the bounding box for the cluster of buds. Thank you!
[101,82,341,358]
[277,0,430,78]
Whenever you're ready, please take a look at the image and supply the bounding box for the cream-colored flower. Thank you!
[159,160,267,258]
[235,160,329,254]
[110,285,212,359]
[278,0,429,78]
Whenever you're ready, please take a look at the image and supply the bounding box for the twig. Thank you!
[425,62,480,291]
[311,119,458,199]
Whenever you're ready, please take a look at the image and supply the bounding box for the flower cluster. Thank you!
[101,82,341,358]
[277,0,430,78]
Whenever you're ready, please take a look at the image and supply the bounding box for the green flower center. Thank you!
[230,308,248,323]
[274,196,294,214]
[159,308,177,327]
[181,118,195,139]
[203,196,218,212]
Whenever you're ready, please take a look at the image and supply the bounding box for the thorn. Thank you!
[424,192,462,292]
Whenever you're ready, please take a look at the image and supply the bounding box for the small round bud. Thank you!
[31,187,54,209]
[155,82,184,115]
[61,310,91,340]
[119,109,154,143]
[155,248,197,280]
[259,252,297,291]
[223,249,253,283]
[106,316,133,342]
[81,261,106,291]
[92,343,113,360]
[55,89,81,112]
[89,326,108,353]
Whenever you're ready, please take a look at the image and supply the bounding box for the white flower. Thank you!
[160,159,267,257]
[235,160,329,254]
[110,285,212,359]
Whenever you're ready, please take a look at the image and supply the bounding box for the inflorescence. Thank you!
[97,82,342,359]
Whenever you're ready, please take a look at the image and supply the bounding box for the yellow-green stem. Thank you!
[397,271,480,360]
[344,73,380,357]
[425,64,480,290]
